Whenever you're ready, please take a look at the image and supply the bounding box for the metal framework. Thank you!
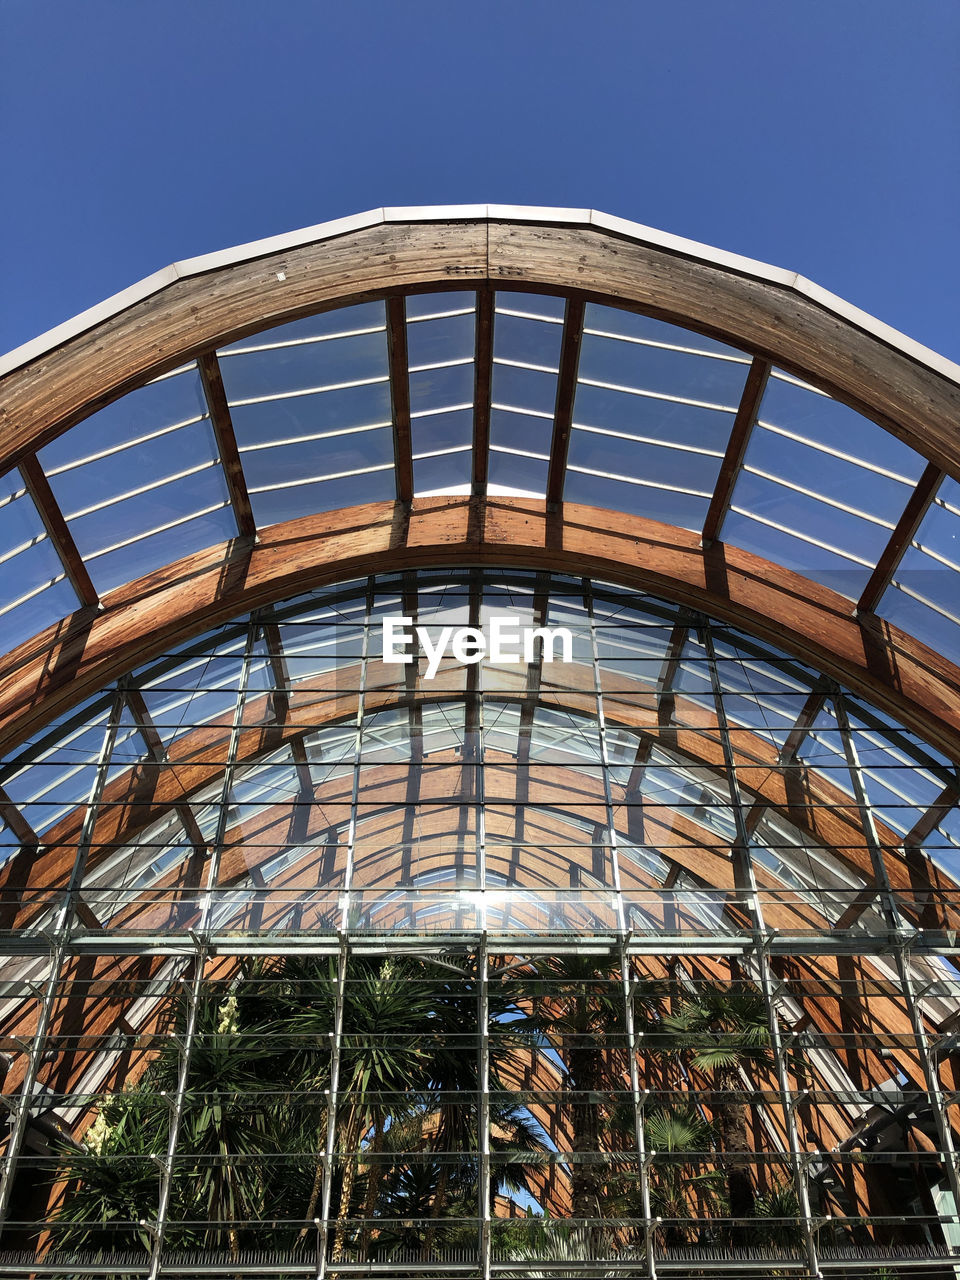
[0,570,958,1277]
[0,210,959,1279]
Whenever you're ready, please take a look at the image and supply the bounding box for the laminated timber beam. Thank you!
[1,497,960,764]
[2,211,960,487]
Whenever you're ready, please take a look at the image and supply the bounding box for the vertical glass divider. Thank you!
[196,617,259,937]
[148,940,206,1280]
[340,579,372,934]
[0,683,125,1234]
[700,618,820,1277]
[478,934,491,1279]
[834,687,960,1244]
[317,934,348,1280]
[585,580,626,935]
[620,937,657,1279]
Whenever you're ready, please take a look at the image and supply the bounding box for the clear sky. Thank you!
[2,0,958,361]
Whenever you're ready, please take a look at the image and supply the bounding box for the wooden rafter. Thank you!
[18,454,98,607]
[780,687,830,765]
[701,357,771,546]
[857,461,945,614]
[6,217,956,486]
[903,782,960,849]
[2,499,960,764]
[386,297,413,504]
[471,285,494,495]
[0,784,39,849]
[545,297,586,508]
[197,351,256,539]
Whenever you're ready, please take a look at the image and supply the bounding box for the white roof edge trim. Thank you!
[2,204,958,388]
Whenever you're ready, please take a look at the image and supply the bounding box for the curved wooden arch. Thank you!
[1,498,959,764]
[1,664,910,904]
[1,210,959,478]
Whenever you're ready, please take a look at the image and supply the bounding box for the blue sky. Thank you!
[2,0,958,360]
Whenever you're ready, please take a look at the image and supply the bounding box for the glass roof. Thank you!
[2,570,957,923]
[0,286,956,681]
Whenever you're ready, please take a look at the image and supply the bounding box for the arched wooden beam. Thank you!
[1,498,959,764]
[2,210,959,479]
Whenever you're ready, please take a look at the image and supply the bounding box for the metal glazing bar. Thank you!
[701,358,770,546]
[197,352,257,540]
[700,621,821,1278]
[468,573,486,918]
[584,579,626,934]
[619,939,657,1280]
[832,689,960,1236]
[340,580,372,934]
[386,297,413,504]
[546,297,586,507]
[0,684,125,1233]
[478,934,491,1280]
[148,945,206,1280]
[18,453,99,607]
[317,935,348,1280]
[472,286,494,495]
[514,573,551,848]
[858,461,945,614]
[196,618,259,935]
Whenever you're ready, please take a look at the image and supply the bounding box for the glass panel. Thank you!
[0,468,79,650]
[220,300,386,352]
[41,369,236,594]
[879,476,960,662]
[563,466,710,530]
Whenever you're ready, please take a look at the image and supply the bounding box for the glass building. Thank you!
[0,206,959,1278]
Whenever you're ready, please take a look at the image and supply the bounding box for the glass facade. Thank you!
[1,210,959,1278]
[2,569,959,1277]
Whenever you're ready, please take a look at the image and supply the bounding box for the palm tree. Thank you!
[642,1105,726,1247]
[285,954,437,1261]
[655,981,773,1238]
[527,956,625,1220]
[53,1089,165,1253]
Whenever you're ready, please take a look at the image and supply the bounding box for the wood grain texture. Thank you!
[1,498,959,764]
[2,218,959,483]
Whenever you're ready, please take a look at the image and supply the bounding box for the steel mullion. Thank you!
[619,938,657,1280]
[317,935,348,1280]
[340,579,372,934]
[195,617,259,937]
[700,620,821,1278]
[832,689,960,1240]
[0,684,125,1233]
[148,945,206,1280]
[584,580,626,935]
[478,934,491,1280]
[468,572,486,927]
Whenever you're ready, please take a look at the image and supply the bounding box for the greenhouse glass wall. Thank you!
[0,209,959,1278]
